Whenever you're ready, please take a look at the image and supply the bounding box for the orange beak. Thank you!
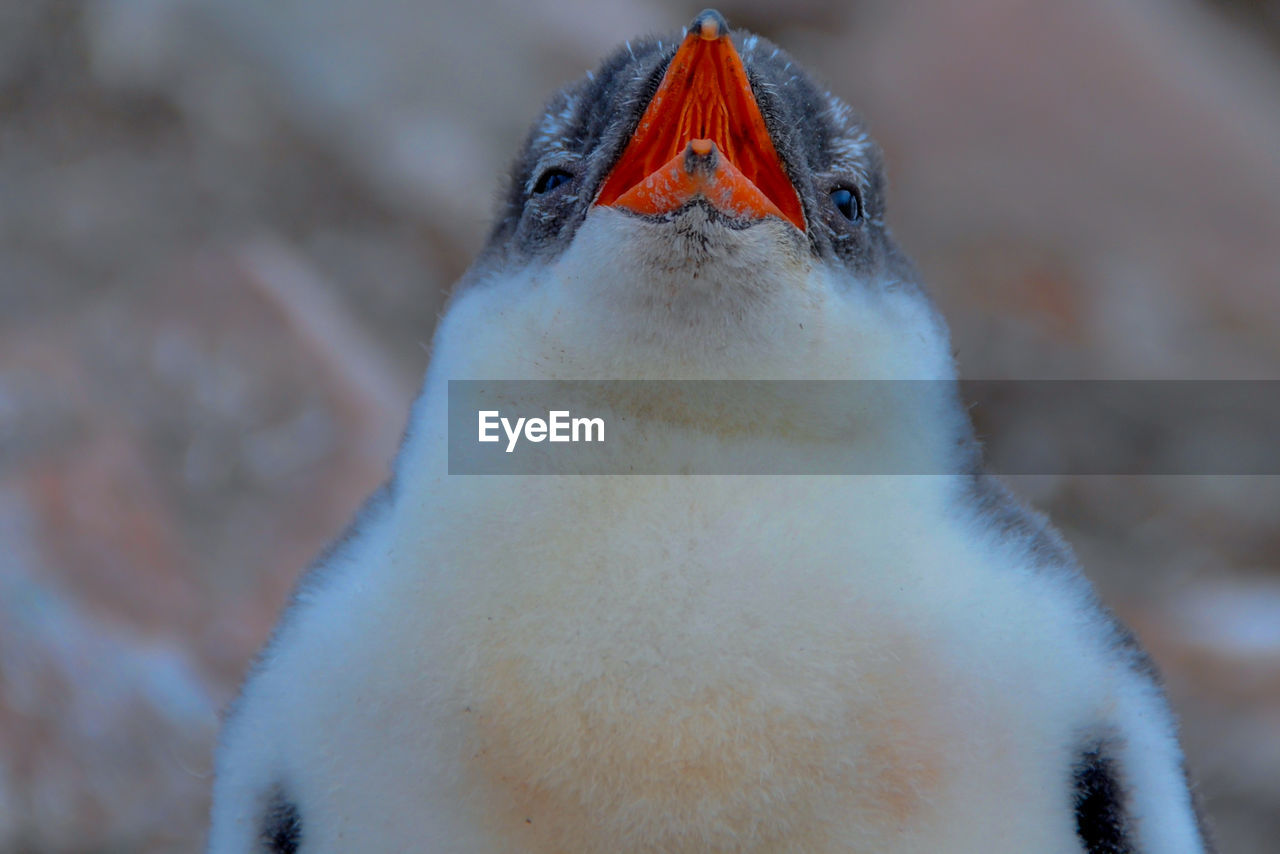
[594,14,806,232]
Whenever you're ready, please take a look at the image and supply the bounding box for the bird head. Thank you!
[434,9,954,383]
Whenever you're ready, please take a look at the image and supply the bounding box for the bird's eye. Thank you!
[830,187,860,222]
[532,169,573,195]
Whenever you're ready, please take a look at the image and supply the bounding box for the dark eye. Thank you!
[830,187,860,222]
[532,169,573,195]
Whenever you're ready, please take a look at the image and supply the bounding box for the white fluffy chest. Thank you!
[378,473,1083,853]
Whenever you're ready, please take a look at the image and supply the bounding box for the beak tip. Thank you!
[691,9,729,41]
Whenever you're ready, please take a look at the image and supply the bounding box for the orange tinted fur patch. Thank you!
[460,630,954,853]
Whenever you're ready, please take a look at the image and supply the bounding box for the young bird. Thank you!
[209,10,1212,853]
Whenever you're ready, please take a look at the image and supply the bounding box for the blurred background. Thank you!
[1,0,1278,850]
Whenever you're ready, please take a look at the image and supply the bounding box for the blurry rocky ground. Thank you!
[0,0,1278,850]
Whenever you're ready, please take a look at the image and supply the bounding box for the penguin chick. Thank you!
[209,10,1212,854]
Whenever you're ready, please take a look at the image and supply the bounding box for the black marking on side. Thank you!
[1073,744,1134,854]
[259,785,302,854]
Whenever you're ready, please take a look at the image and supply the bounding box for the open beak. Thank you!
[594,11,806,233]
